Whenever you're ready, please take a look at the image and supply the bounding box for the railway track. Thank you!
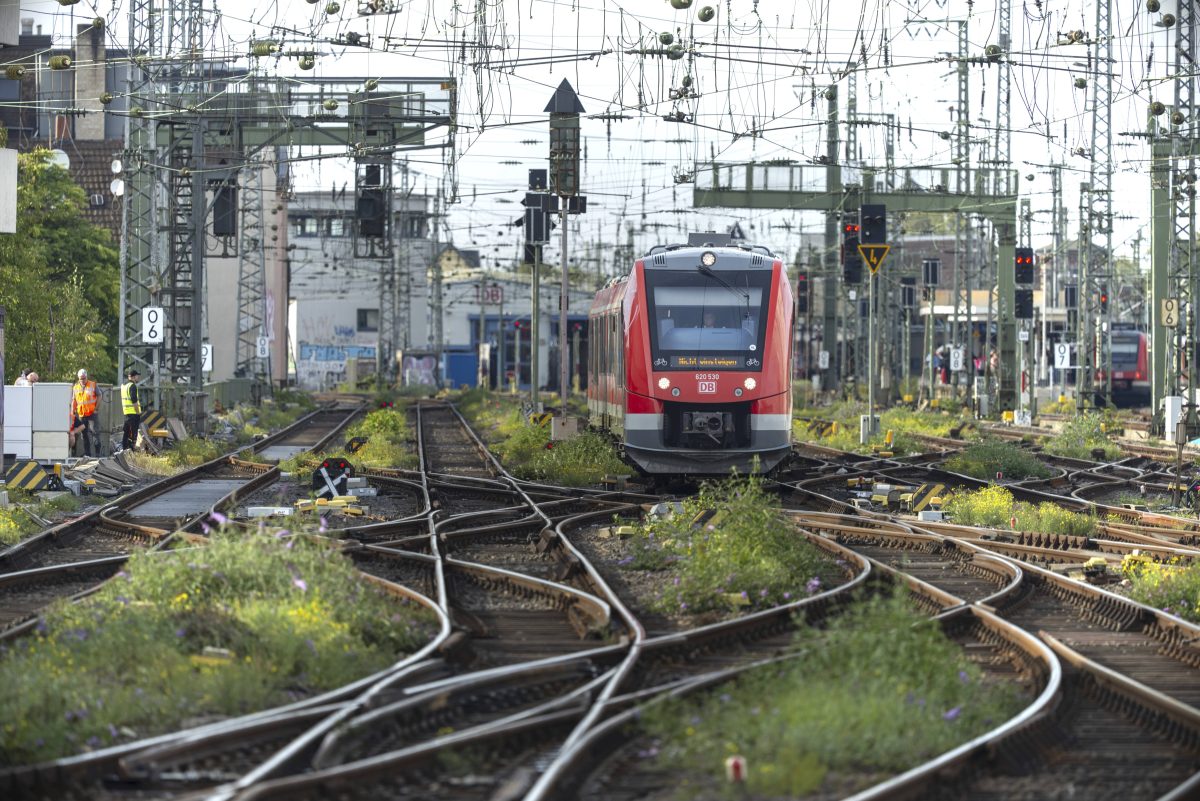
[0,405,364,640]
[11,404,1200,800]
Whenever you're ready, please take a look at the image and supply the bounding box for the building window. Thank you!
[357,308,379,332]
[403,214,426,239]
[291,216,315,237]
[328,217,346,237]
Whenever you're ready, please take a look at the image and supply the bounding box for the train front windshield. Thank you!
[1111,336,1139,371]
[645,269,773,371]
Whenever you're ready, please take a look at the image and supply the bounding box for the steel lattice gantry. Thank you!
[1152,0,1198,431]
[117,68,455,388]
[1077,0,1115,409]
[235,148,268,380]
[693,163,1021,411]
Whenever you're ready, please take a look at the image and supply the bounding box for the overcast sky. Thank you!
[17,0,1181,274]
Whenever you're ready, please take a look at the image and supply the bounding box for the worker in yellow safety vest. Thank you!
[71,368,100,457]
[120,367,142,452]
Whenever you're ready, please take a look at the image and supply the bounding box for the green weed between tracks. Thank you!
[128,398,314,476]
[942,437,1052,481]
[944,485,1096,537]
[793,401,964,456]
[640,589,1024,797]
[0,492,85,546]
[0,527,435,765]
[1122,556,1200,623]
[1043,413,1121,461]
[457,390,627,486]
[624,476,836,613]
[342,406,418,470]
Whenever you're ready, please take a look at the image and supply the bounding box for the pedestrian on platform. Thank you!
[26,371,38,384]
[120,367,142,452]
[13,369,30,386]
[71,368,100,457]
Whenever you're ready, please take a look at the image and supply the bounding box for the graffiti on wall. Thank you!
[295,311,377,387]
[402,355,437,386]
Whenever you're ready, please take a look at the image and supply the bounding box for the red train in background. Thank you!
[587,234,794,475]
[1106,329,1150,406]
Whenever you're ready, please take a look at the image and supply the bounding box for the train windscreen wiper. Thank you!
[697,264,750,320]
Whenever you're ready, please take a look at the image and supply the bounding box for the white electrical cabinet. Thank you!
[32,383,72,430]
[3,384,32,459]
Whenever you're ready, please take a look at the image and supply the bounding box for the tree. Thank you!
[0,150,118,382]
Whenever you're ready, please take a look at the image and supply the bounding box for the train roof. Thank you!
[643,240,776,258]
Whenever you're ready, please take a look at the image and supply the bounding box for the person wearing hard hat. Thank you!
[71,368,100,457]
[120,367,142,452]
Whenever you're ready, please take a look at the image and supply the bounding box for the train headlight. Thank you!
[734,388,743,397]
[743,377,757,390]
[658,377,671,390]
[700,251,717,267]
[671,387,681,397]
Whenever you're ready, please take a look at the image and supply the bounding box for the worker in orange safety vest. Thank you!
[71,368,100,457]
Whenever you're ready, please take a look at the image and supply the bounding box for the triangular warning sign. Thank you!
[728,222,746,241]
[857,243,890,274]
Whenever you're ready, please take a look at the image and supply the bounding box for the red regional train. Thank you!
[587,234,794,475]
[1106,329,1150,406]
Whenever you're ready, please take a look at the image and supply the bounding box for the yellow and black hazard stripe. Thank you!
[529,412,553,427]
[141,410,168,437]
[5,460,52,491]
[910,483,946,513]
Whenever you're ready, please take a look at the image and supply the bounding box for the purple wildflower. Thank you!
[305,638,317,654]
[209,510,228,526]
[958,670,971,684]
[319,516,329,533]
[86,736,101,748]
[680,602,689,611]
[672,576,680,586]
[115,596,129,605]
[274,528,291,539]
[292,576,308,592]
[175,627,187,638]
[783,591,792,600]
[200,521,211,535]
[34,619,48,634]
[943,706,962,721]
[760,588,768,597]
[806,576,822,594]
[107,724,119,739]
[740,590,749,600]
[617,556,634,566]
[115,570,130,580]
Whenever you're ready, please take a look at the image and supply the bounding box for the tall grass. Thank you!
[626,475,835,612]
[640,589,1024,796]
[0,528,435,764]
[1044,413,1121,460]
[943,438,1052,480]
[459,392,627,486]
[1122,556,1200,622]
[943,486,1096,536]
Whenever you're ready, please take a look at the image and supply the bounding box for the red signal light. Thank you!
[843,223,860,235]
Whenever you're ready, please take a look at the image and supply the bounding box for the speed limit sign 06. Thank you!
[1163,298,1180,328]
[142,306,164,344]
